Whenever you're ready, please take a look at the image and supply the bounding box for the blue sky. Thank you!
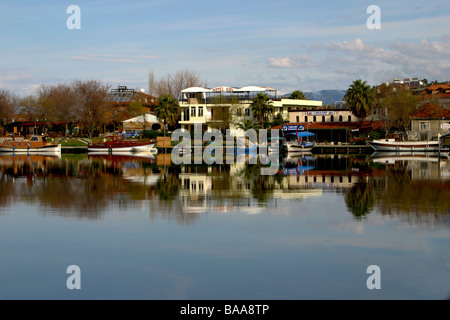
[1,0,449,97]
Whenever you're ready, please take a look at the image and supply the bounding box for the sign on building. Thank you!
[307,111,335,116]
[282,125,304,131]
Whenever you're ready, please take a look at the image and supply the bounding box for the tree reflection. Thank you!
[345,182,375,219]
[155,171,179,201]
[237,163,277,204]
[375,169,450,224]
[1,154,448,225]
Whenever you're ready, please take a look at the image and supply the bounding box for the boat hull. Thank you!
[88,143,157,154]
[368,139,442,152]
[284,143,315,153]
[0,144,61,153]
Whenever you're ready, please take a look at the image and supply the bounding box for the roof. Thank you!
[181,85,277,94]
[234,86,276,92]
[122,113,159,123]
[410,103,450,119]
[426,84,450,91]
[181,87,212,93]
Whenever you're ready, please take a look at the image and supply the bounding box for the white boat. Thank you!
[368,138,442,152]
[0,135,61,153]
[282,131,316,152]
[87,135,157,154]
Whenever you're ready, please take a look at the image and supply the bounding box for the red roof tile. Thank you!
[410,103,450,119]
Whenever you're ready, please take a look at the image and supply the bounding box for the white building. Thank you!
[178,86,322,134]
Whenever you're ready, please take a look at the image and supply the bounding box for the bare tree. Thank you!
[153,69,206,100]
[48,83,77,136]
[72,80,111,137]
[19,95,40,122]
[0,89,18,135]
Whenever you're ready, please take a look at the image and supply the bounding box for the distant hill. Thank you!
[303,90,347,106]
[282,89,347,106]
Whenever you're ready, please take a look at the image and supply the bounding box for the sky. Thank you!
[1,0,449,97]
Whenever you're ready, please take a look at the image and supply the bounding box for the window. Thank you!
[348,115,352,122]
[305,116,308,122]
[198,106,203,117]
[419,121,430,131]
[313,115,316,122]
[296,116,299,122]
[339,115,343,122]
[245,108,250,116]
[330,115,334,122]
[322,115,325,122]
[191,107,196,117]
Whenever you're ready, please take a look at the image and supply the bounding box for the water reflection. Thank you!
[0,152,449,224]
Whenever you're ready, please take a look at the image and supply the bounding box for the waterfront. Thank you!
[0,152,449,299]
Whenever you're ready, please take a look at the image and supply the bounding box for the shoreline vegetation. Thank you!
[1,73,447,149]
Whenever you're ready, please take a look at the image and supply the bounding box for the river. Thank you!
[0,152,449,299]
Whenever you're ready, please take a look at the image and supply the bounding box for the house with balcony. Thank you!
[178,85,322,134]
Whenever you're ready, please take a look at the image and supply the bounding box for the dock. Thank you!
[312,144,373,154]
[61,144,374,155]
[61,146,88,153]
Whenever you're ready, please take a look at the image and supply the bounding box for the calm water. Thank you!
[0,152,449,300]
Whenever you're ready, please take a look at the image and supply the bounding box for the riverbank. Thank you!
[60,143,374,154]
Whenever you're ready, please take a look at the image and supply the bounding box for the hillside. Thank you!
[304,90,347,106]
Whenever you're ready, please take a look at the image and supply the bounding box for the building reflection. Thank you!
[0,152,448,224]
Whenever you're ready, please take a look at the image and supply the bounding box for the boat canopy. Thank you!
[285,131,315,137]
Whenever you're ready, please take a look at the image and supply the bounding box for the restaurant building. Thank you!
[178,85,322,134]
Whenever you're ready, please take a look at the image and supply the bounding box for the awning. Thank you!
[122,114,159,123]
[234,86,275,92]
[181,87,212,93]
[285,131,315,137]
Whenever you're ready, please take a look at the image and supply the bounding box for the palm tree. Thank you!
[344,79,375,121]
[235,119,261,131]
[250,93,273,127]
[154,94,180,128]
[289,90,307,100]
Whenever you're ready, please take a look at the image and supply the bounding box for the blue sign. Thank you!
[282,125,304,131]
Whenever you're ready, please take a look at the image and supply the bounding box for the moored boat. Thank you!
[87,135,157,153]
[368,138,442,152]
[0,135,61,153]
[282,131,316,153]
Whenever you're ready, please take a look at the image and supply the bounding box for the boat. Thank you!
[368,132,449,152]
[282,131,316,152]
[87,135,157,154]
[368,138,442,152]
[281,154,316,175]
[0,135,61,153]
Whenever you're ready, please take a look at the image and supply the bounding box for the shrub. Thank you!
[141,130,165,139]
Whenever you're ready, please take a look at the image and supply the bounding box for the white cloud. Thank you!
[331,38,365,51]
[268,55,316,68]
